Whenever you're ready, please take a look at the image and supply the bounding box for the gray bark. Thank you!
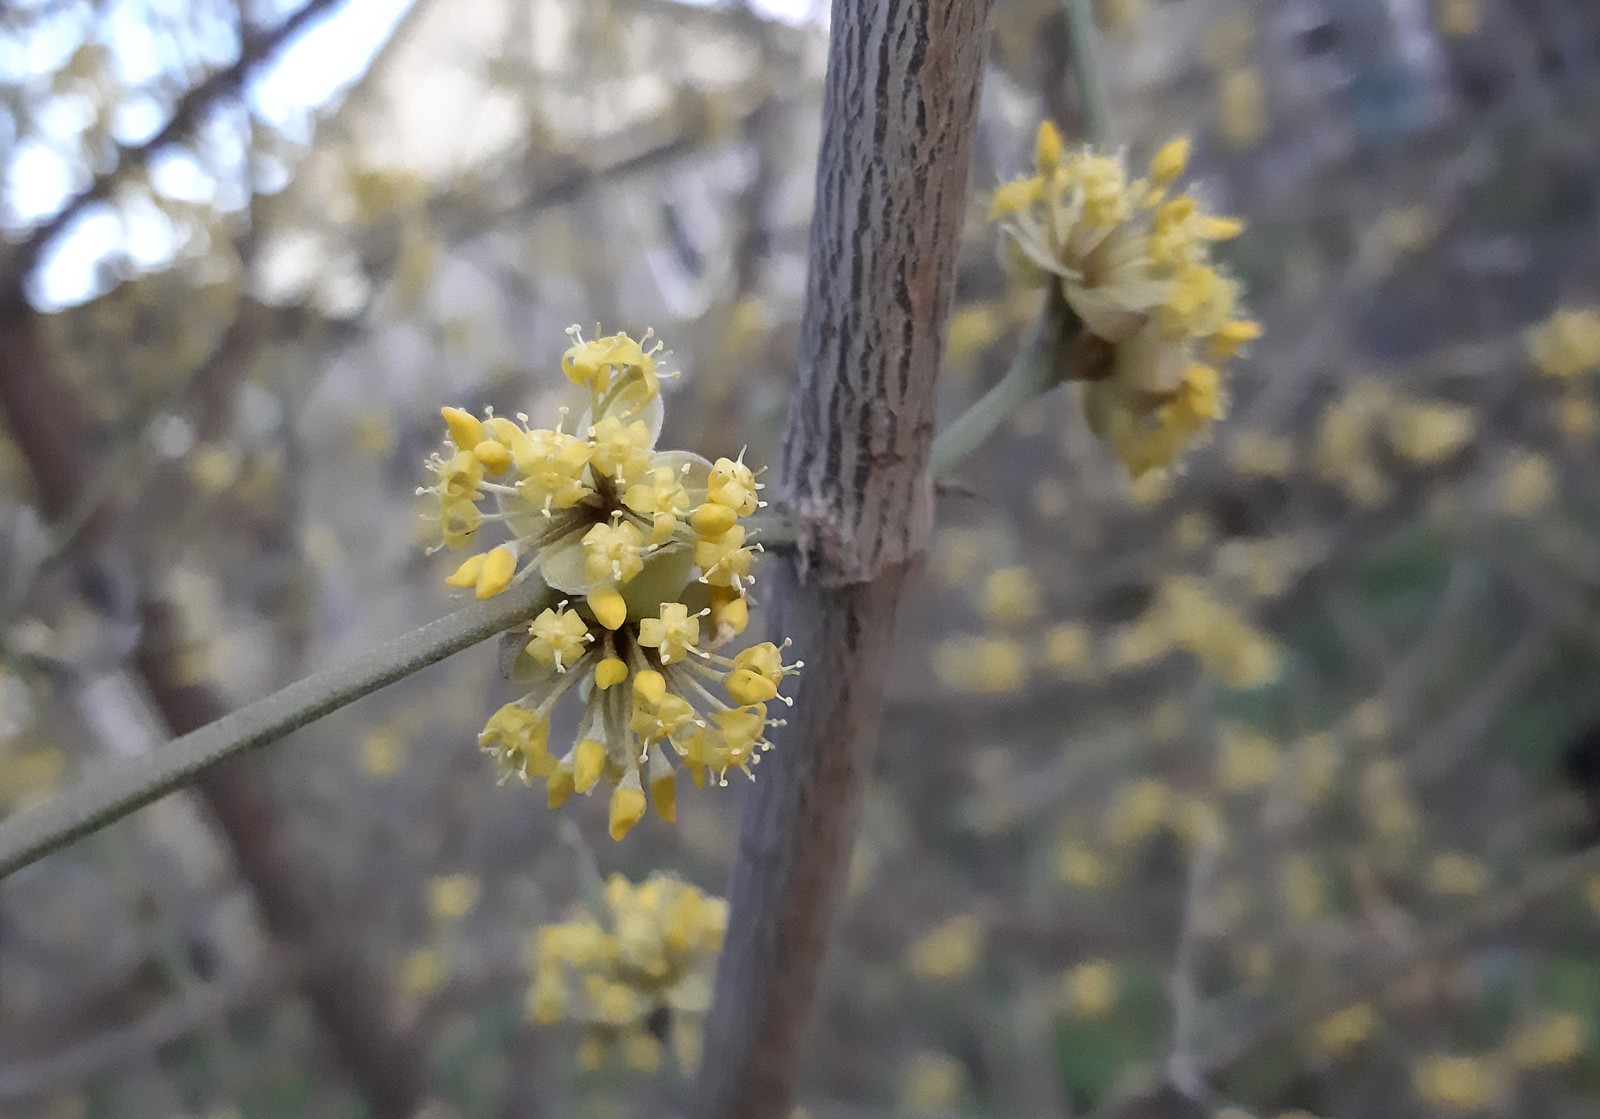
[692,1,995,1116]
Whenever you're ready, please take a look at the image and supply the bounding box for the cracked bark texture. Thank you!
[692,2,994,1116]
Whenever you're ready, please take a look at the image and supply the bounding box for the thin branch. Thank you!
[1060,0,1111,146]
[929,292,1077,480]
[10,0,343,279]
[0,575,552,880]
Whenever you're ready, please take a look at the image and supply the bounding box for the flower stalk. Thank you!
[930,291,1082,480]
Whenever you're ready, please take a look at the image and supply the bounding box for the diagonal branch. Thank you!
[0,574,551,880]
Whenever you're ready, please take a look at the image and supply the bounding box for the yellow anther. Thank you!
[726,667,778,706]
[1035,120,1064,174]
[473,439,511,473]
[475,545,516,599]
[547,767,575,808]
[690,502,739,539]
[590,584,628,630]
[441,406,485,450]
[445,553,485,588]
[633,668,667,707]
[594,656,628,690]
[1149,136,1190,184]
[650,771,677,823]
[609,780,647,841]
[574,738,606,794]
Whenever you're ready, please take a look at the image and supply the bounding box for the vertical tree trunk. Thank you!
[693,3,995,1116]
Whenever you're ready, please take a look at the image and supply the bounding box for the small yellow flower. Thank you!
[1216,723,1279,793]
[1316,1003,1377,1055]
[979,566,1042,626]
[1508,1012,1586,1069]
[1527,307,1600,378]
[637,602,702,665]
[1063,959,1118,1018]
[1496,449,1556,514]
[526,605,593,672]
[1435,0,1481,37]
[1413,1054,1505,1110]
[907,914,984,981]
[991,125,1255,475]
[931,635,1028,694]
[429,874,481,921]
[1219,67,1266,148]
[1428,852,1490,897]
[1056,838,1110,889]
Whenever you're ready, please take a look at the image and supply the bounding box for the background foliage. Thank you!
[3,0,1600,1116]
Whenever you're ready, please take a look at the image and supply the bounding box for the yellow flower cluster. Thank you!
[527,873,726,1073]
[992,125,1260,476]
[420,328,800,839]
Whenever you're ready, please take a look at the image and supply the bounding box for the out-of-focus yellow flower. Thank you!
[898,1051,967,1114]
[931,635,1028,694]
[528,873,725,1073]
[1558,393,1599,440]
[907,914,985,981]
[1527,307,1600,379]
[992,124,1258,475]
[362,726,406,777]
[1152,577,1280,689]
[1496,449,1556,515]
[1317,1003,1378,1055]
[1385,400,1476,464]
[1219,67,1266,148]
[1109,778,1171,845]
[945,302,1004,365]
[1435,0,1481,37]
[1043,622,1094,679]
[429,874,482,921]
[189,444,239,493]
[400,947,446,998]
[980,566,1042,626]
[1413,1054,1506,1110]
[1216,723,1279,793]
[1508,1012,1587,1069]
[1062,959,1119,1018]
[1057,838,1110,890]
[1428,852,1490,897]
